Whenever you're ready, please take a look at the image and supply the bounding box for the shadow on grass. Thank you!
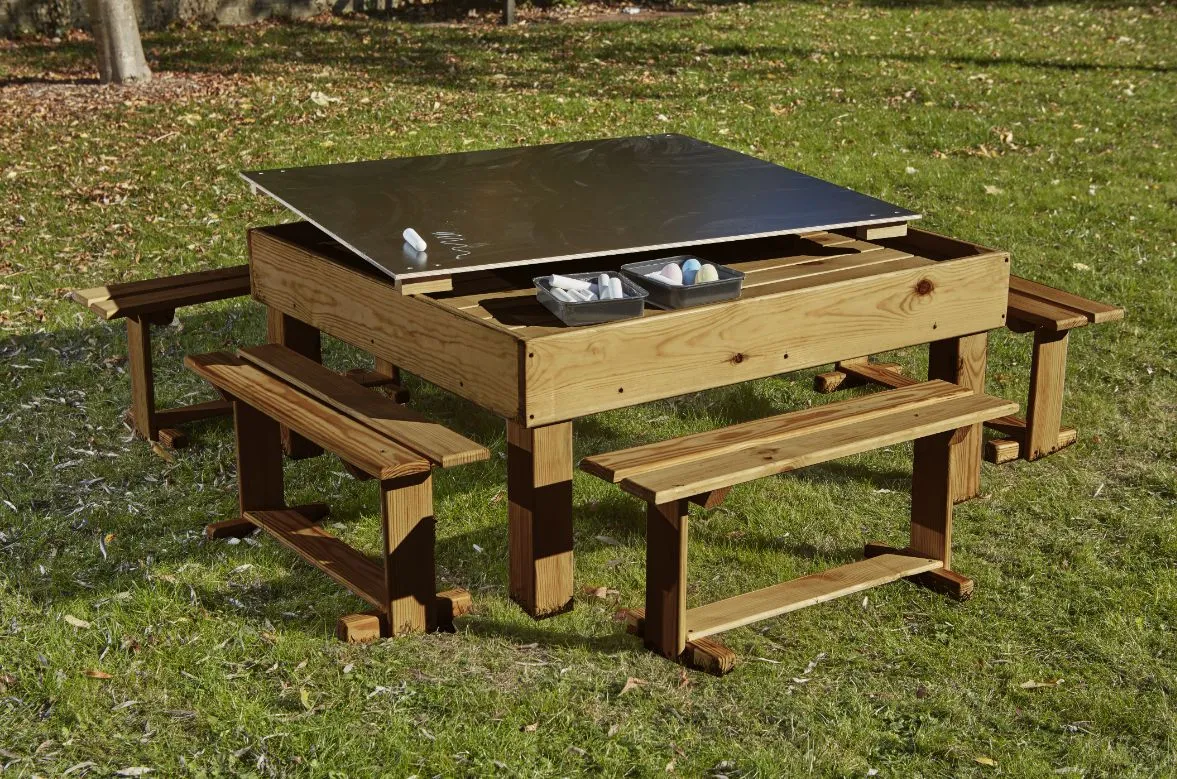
[4,7,1171,93]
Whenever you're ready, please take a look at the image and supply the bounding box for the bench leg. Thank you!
[1025,329,1070,460]
[507,420,575,619]
[203,400,286,539]
[645,500,689,659]
[928,333,988,503]
[373,356,411,404]
[867,427,974,599]
[267,309,323,460]
[125,315,159,443]
[381,472,436,636]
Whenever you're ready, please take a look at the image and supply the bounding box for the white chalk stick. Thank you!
[570,288,595,302]
[402,228,427,252]
[550,287,576,303]
[609,277,624,299]
[550,274,591,292]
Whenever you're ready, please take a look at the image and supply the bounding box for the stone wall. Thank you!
[1,0,347,36]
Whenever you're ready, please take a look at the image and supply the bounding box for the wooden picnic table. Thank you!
[245,220,1010,619]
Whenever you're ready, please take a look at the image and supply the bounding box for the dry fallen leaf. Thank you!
[975,756,998,767]
[150,441,174,463]
[983,184,1005,195]
[521,722,538,732]
[619,677,648,695]
[114,769,153,777]
[1020,678,1064,689]
[63,615,91,629]
[678,668,692,689]
[299,687,313,710]
[84,669,113,679]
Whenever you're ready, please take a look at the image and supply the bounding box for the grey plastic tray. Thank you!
[621,256,745,309]
[534,272,649,327]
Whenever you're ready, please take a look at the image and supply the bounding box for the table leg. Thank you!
[928,333,988,503]
[125,314,158,442]
[507,420,574,618]
[267,308,323,460]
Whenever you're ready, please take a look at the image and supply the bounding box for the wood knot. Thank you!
[730,353,745,364]
[915,278,935,296]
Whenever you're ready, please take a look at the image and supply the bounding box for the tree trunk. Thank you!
[86,0,152,85]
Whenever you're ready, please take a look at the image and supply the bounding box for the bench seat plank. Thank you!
[686,553,943,639]
[244,509,386,610]
[238,344,488,468]
[582,380,972,486]
[611,390,1018,504]
[1009,276,1124,325]
[1007,290,1089,331]
[72,266,251,321]
[185,352,429,479]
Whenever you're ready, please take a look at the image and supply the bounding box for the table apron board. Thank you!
[522,253,1010,424]
[249,226,1010,428]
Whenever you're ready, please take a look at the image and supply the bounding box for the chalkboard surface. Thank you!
[242,134,918,280]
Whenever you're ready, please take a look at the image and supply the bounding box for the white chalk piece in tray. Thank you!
[550,273,592,292]
[550,287,577,303]
[609,276,624,299]
[598,273,613,300]
[402,228,428,252]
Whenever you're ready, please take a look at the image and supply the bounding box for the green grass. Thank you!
[1,2,1175,775]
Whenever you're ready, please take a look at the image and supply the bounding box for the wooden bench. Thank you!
[185,343,489,641]
[581,381,1017,674]
[814,276,1123,464]
[71,267,254,446]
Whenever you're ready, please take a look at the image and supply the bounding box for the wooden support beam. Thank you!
[984,426,1077,464]
[814,359,909,393]
[645,500,689,659]
[688,487,731,509]
[1025,329,1070,460]
[621,608,738,675]
[863,542,973,600]
[507,421,574,619]
[125,315,156,442]
[235,401,285,515]
[336,587,474,642]
[381,472,437,635]
[395,275,453,296]
[205,502,329,539]
[928,333,988,502]
[908,427,959,570]
[685,553,943,640]
[855,222,909,241]
[266,308,323,460]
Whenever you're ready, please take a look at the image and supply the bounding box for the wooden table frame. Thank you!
[246,222,1010,619]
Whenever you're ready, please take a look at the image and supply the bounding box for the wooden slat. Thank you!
[855,222,909,241]
[154,398,233,428]
[396,276,453,296]
[616,390,1018,504]
[86,271,251,321]
[1006,291,1089,331]
[582,380,972,484]
[185,352,428,480]
[70,265,250,309]
[686,553,943,639]
[244,509,386,610]
[740,248,918,289]
[238,344,488,468]
[1009,276,1124,324]
[840,361,919,389]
